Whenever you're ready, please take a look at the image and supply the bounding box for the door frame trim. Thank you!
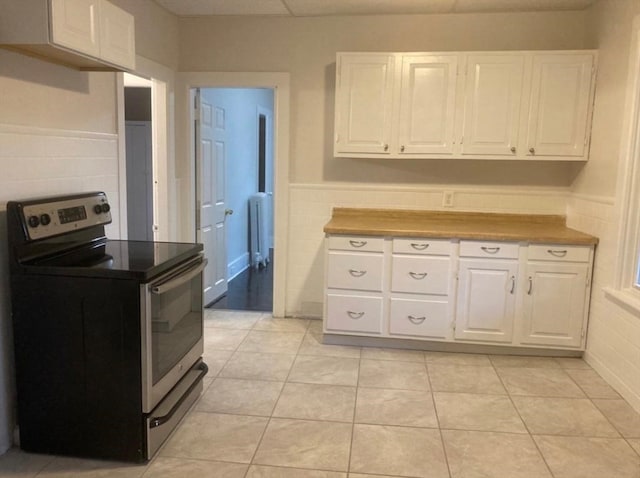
[177,72,290,318]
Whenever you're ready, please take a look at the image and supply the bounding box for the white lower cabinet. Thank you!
[389,298,450,339]
[326,251,384,292]
[520,248,591,347]
[324,234,594,351]
[455,259,518,343]
[326,294,383,334]
[391,255,450,295]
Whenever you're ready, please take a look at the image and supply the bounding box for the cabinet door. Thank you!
[391,255,450,295]
[455,259,518,343]
[98,0,135,70]
[521,263,588,347]
[335,54,395,154]
[526,54,594,158]
[461,54,525,156]
[389,298,450,339]
[326,294,383,334]
[327,251,384,292]
[50,0,100,58]
[398,55,458,155]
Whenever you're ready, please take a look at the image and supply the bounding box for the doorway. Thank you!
[123,73,154,241]
[193,87,275,312]
[179,71,290,318]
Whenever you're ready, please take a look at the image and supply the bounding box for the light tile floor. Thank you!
[1,309,640,477]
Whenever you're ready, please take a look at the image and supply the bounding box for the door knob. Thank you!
[225,209,234,216]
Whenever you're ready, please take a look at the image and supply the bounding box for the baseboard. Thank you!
[227,252,250,281]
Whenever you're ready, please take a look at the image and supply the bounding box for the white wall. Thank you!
[201,88,274,279]
[566,0,640,412]
[0,50,121,453]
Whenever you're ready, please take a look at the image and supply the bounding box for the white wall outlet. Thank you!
[443,191,454,207]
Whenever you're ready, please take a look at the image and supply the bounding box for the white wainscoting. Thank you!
[567,194,640,412]
[0,123,120,453]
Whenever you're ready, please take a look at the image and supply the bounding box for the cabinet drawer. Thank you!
[328,235,384,252]
[326,294,383,334]
[327,252,384,291]
[459,240,519,259]
[389,298,449,338]
[391,256,450,295]
[528,244,591,263]
[393,238,451,255]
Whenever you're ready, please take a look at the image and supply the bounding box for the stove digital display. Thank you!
[58,205,87,224]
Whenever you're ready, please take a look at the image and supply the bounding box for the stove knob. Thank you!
[94,204,103,214]
[40,214,51,226]
[27,215,40,228]
[101,203,111,213]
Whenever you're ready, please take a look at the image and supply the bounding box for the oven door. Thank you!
[141,255,207,413]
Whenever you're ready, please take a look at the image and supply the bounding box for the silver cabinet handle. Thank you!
[410,243,429,250]
[510,275,516,294]
[528,276,533,295]
[510,146,516,153]
[349,269,367,277]
[481,246,500,254]
[383,144,389,151]
[409,272,428,280]
[400,145,405,152]
[547,249,568,258]
[349,240,367,248]
[408,315,426,324]
[529,147,535,154]
[347,311,364,319]
[224,208,234,216]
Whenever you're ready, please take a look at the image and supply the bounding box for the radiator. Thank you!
[249,192,270,268]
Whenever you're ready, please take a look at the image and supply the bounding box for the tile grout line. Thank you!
[347,356,361,475]
[425,359,454,478]
[241,318,309,474]
[491,358,557,478]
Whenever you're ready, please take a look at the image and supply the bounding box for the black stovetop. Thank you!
[22,239,203,281]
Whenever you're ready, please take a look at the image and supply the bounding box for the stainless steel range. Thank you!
[6,192,208,463]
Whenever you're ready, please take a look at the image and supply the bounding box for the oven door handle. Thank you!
[149,361,208,429]
[151,258,207,295]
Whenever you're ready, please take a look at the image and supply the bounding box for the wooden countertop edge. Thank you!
[330,207,568,225]
[323,208,599,245]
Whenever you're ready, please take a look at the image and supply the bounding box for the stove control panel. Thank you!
[20,192,112,241]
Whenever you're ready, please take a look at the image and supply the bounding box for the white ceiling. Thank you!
[155,0,596,17]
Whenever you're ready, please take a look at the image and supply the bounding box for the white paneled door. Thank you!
[196,88,228,305]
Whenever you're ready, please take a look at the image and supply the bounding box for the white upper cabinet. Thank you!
[334,50,596,161]
[98,0,136,70]
[335,53,395,155]
[398,54,459,155]
[461,54,525,156]
[0,0,135,71]
[526,53,594,158]
[50,0,100,58]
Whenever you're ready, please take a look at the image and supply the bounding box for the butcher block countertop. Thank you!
[323,208,598,245]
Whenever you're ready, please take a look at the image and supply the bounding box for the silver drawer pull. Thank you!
[349,269,367,277]
[347,311,364,319]
[481,246,500,254]
[349,240,367,248]
[408,315,426,324]
[547,249,568,257]
[410,243,429,250]
[409,272,428,280]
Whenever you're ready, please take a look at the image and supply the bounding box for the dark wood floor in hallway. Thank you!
[208,259,273,312]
